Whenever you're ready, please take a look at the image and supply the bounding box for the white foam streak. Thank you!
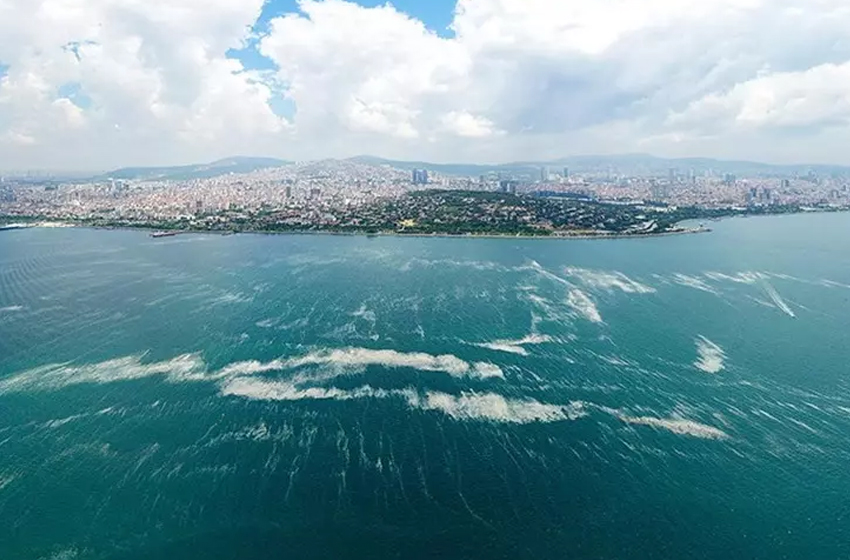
[474,333,553,356]
[596,405,729,439]
[0,305,24,313]
[401,258,505,272]
[0,346,504,395]
[524,260,573,286]
[618,414,729,440]
[671,274,719,294]
[566,289,603,323]
[285,347,503,379]
[694,336,726,374]
[0,474,17,491]
[222,377,585,424]
[221,377,391,403]
[216,359,286,378]
[821,279,850,289]
[0,354,207,394]
[408,392,587,424]
[704,271,763,284]
[210,291,253,305]
[761,282,796,318]
[563,267,655,294]
[41,413,88,429]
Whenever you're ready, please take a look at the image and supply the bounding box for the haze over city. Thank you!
[3,0,850,170]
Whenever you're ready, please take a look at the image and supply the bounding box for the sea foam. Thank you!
[0,353,207,394]
[222,376,585,424]
[694,336,726,374]
[761,281,796,318]
[221,376,392,403]
[474,333,553,356]
[703,271,763,284]
[283,347,504,379]
[0,345,504,395]
[617,414,729,440]
[0,474,16,491]
[596,405,729,439]
[563,267,655,294]
[671,274,719,294]
[406,391,587,424]
[566,289,604,323]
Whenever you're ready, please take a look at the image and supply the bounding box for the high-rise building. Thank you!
[668,168,676,184]
[746,187,758,205]
[723,174,737,186]
[412,169,429,185]
[563,167,570,179]
[539,167,548,182]
[285,186,292,198]
[499,180,519,194]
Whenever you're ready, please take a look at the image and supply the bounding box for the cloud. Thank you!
[0,0,289,169]
[440,110,500,137]
[1,0,850,168]
[668,62,850,132]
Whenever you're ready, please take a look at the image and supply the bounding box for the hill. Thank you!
[349,154,850,179]
[102,157,291,181]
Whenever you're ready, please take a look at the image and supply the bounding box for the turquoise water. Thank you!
[1,213,850,559]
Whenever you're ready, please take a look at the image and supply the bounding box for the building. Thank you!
[668,168,677,185]
[563,167,570,179]
[412,169,429,185]
[539,167,548,182]
[724,174,737,186]
[650,181,669,201]
[746,187,758,205]
[499,179,519,194]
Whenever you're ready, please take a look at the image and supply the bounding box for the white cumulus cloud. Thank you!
[1,0,850,169]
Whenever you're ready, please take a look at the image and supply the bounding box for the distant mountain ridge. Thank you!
[350,154,850,178]
[102,156,291,181]
[99,153,850,182]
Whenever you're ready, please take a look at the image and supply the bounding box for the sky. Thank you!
[1,0,850,171]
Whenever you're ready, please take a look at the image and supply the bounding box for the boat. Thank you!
[150,231,179,238]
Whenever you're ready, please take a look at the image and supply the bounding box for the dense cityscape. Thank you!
[1,157,849,237]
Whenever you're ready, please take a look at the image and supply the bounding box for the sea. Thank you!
[1,212,849,560]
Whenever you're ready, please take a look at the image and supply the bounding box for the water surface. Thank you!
[1,213,850,559]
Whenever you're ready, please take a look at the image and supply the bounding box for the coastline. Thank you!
[7,207,850,243]
[14,222,711,241]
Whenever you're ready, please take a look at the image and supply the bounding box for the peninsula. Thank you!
[1,156,848,238]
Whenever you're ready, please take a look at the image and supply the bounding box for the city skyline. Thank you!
[7,151,850,179]
[2,1,850,170]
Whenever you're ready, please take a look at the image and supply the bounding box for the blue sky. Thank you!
[228,0,456,73]
[257,0,457,34]
[227,0,457,120]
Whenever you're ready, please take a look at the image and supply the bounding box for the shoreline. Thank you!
[11,206,850,241]
[13,223,710,241]
[7,205,850,242]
